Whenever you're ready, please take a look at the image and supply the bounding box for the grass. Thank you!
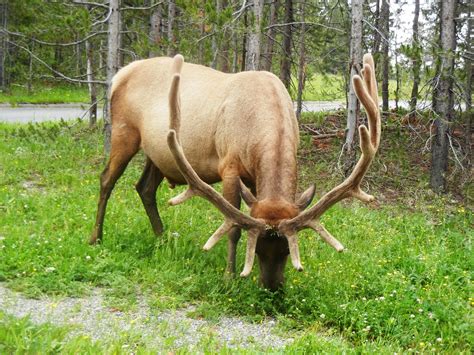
[294,73,420,101]
[2,74,417,105]
[0,118,472,352]
[0,84,91,104]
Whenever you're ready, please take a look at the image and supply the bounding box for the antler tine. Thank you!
[279,53,381,251]
[166,55,265,275]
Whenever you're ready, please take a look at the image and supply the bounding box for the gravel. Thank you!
[0,284,293,351]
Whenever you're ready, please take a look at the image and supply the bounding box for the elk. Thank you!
[90,53,381,291]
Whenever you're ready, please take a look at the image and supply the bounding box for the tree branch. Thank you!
[122,2,164,11]
[1,29,107,47]
[8,40,106,85]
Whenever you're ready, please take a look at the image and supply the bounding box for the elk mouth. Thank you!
[256,230,289,291]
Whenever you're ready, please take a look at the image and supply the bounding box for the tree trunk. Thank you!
[27,39,34,94]
[409,0,421,120]
[167,0,176,57]
[218,0,230,72]
[280,0,293,89]
[395,51,400,111]
[241,9,247,71]
[465,7,472,167]
[86,37,97,127]
[262,0,279,72]
[198,4,205,64]
[343,0,363,174]
[430,0,456,193]
[149,2,163,57]
[381,0,390,114]
[232,31,239,72]
[295,2,306,120]
[0,0,7,91]
[372,0,380,54]
[211,0,221,69]
[105,0,121,153]
[245,0,264,71]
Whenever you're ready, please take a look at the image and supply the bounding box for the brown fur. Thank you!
[90,56,305,289]
[251,199,299,226]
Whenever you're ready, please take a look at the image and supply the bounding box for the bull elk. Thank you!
[90,53,381,291]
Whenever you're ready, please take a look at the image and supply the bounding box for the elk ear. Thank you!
[296,184,316,210]
[240,180,257,208]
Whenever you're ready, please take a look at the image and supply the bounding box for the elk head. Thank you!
[167,54,381,290]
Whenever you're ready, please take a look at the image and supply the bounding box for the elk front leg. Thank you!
[136,157,165,236]
[221,174,242,275]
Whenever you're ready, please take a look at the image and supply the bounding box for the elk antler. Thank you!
[279,53,381,255]
[166,55,266,277]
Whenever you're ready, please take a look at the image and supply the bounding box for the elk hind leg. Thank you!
[135,157,164,236]
[89,129,140,245]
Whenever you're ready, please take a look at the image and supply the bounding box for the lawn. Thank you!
[298,74,420,101]
[0,118,472,353]
[0,74,418,105]
[0,84,91,104]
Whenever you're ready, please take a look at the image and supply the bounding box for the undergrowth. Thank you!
[0,117,472,353]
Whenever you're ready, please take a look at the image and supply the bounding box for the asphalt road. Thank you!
[0,104,104,123]
[0,100,429,123]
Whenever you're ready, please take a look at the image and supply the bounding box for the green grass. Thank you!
[2,74,418,105]
[0,84,91,104]
[296,74,419,102]
[0,120,472,352]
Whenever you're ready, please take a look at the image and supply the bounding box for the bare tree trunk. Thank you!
[280,0,293,89]
[262,0,279,72]
[343,0,363,173]
[0,0,6,91]
[381,0,390,114]
[372,0,380,51]
[295,2,306,120]
[149,2,163,57]
[86,37,97,127]
[198,4,205,64]
[211,0,221,69]
[105,0,121,153]
[27,39,34,94]
[241,10,247,71]
[167,0,176,57]
[430,0,456,193]
[395,51,400,111]
[409,0,421,120]
[465,8,472,167]
[245,0,264,71]
[218,0,230,72]
[232,31,239,72]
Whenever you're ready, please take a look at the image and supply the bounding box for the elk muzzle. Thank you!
[255,230,290,291]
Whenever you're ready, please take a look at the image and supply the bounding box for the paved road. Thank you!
[0,100,432,123]
[0,104,104,123]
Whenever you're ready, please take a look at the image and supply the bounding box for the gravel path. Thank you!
[0,284,293,351]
